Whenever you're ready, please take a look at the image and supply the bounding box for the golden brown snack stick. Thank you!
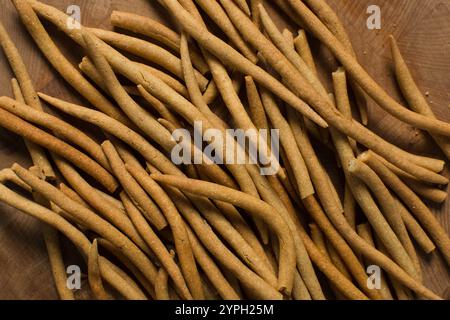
[53,156,152,255]
[155,267,170,300]
[285,0,450,137]
[0,106,118,192]
[97,238,155,297]
[356,223,394,300]
[162,0,446,184]
[88,239,109,300]
[12,0,132,127]
[260,89,314,199]
[151,174,296,295]
[394,197,436,254]
[249,0,262,29]
[259,5,329,100]
[88,28,209,91]
[302,194,383,300]
[257,169,367,300]
[389,35,450,160]
[0,183,147,300]
[42,224,75,300]
[194,0,257,62]
[348,158,422,280]
[245,166,326,300]
[245,76,269,132]
[302,0,368,124]
[80,57,189,98]
[13,164,160,288]
[121,149,204,300]
[137,85,183,128]
[360,151,450,266]
[148,175,282,299]
[0,95,111,171]
[343,183,357,230]
[294,30,318,76]
[119,191,193,300]
[0,19,54,179]
[110,11,209,74]
[332,69,357,152]
[102,141,167,230]
[232,0,251,15]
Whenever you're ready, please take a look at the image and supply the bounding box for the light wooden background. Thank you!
[0,0,448,299]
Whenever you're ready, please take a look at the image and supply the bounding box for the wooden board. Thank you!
[0,0,449,299]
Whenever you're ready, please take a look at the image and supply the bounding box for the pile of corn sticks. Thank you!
[0,0,449,300]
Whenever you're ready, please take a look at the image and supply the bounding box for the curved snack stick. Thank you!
[184,224,240,300]
[83,33,177,153]
[302,0,368,124]
[245,76,269,132]
[260,89,314,198]
[102,141,167,230]
[0,183,147,300]
[97,238,155,297]
[161,0,446,185]
[0,107,118,192]
[389,35,450,160]
[356,223,394,300]
[360,151,450,267]
[249,167,367,300]
[88,28,209,91]
[0,21,54,179]
[294,30,318,76]
[137,85,183,128]
[259,5,329,100]
[125,162,205,300]
[0,96,110,171]
[119,192,193,300]
[394,197,436,254]
[348,159,422,279]
[53,156,152,255]
[88,239,109,300]
[79,56,189,98]
[12,0,131,127]
[343,183,357,230]
[232,0,251,15]
[180,32,268,241]
[0,168,31,192]
[194,0,257,62]
[146,172,281,300]
[12,164,160,288]
[285,0,450,137]
[155,267,170,300]
[42,225,75,300]
[39,92,180,175]
[112,141,204,299]
[151,174,296,296]
[26,1,277,188]
[400,177,447,204]
[110,10,209,74]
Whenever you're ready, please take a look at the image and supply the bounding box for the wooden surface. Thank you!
[0,0,449,299]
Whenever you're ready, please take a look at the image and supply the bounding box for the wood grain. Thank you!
[0,0,448,299]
